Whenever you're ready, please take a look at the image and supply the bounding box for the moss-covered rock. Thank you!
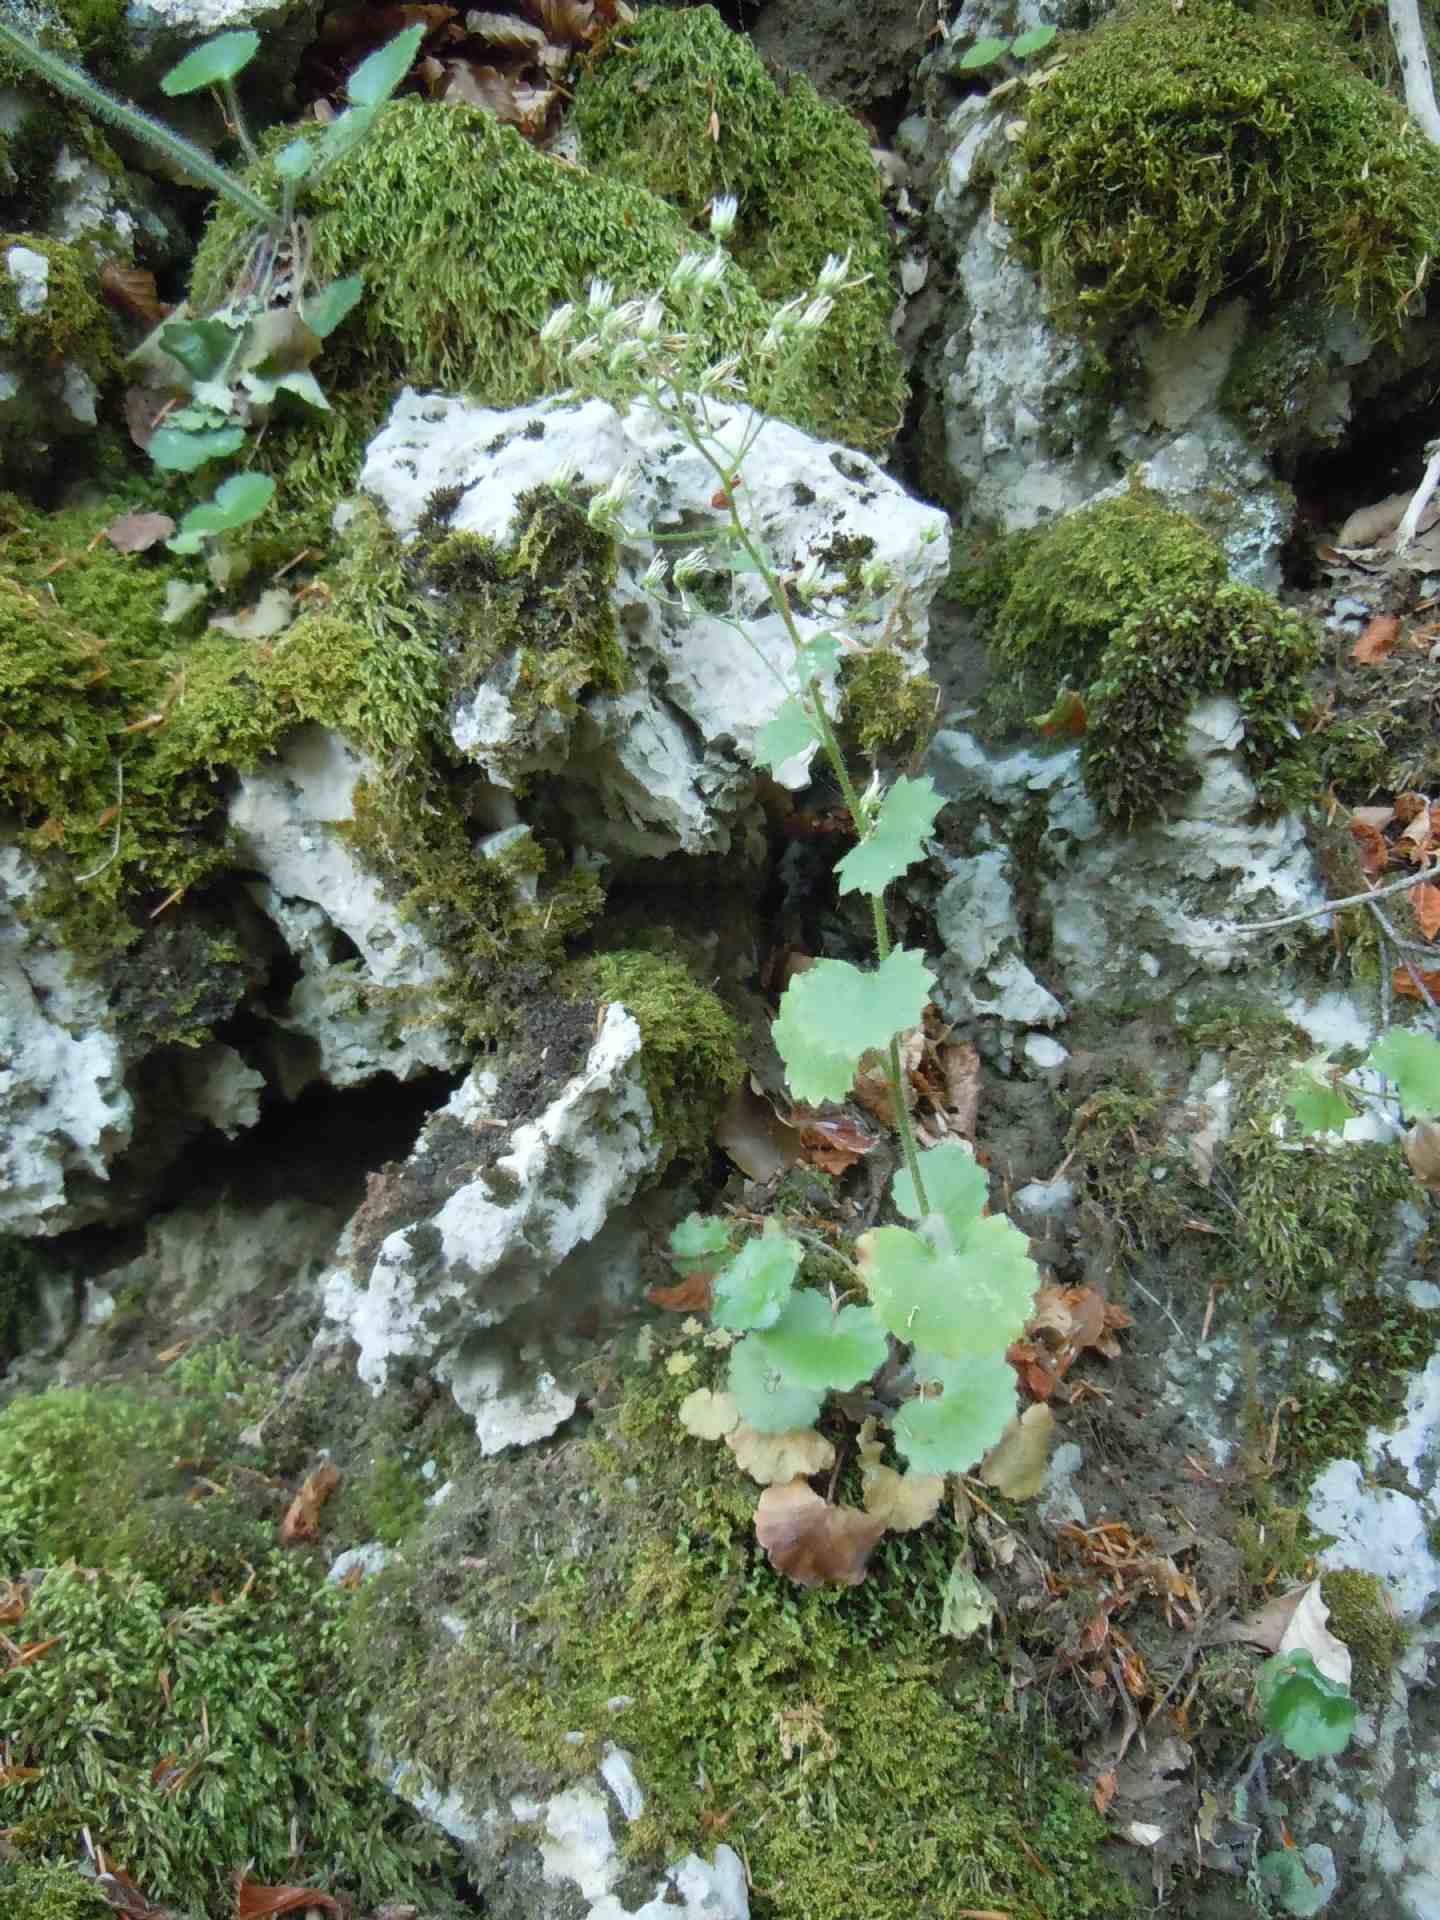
[1,1860,112,1920]
[0,1368,455,1913]
[1320,1567,1405,1706]
[190,94,843,477]
[0,233,115,476]
[1002,1,1440,340]
[578,948,744,1170]
[350,1358,1137,1920]
[967,488,1317,821]
[572,5,906,452]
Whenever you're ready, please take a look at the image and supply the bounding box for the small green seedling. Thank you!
[1258,1649,1358,1761]
[168,472,276,555]
[957,26,1057,72]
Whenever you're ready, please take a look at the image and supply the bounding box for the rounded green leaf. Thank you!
[302,274,365,340]
[836,775,945,898]
[959,36,1010,70]
[1282,1057,1356,1135]
[147,424,245,473]
[1367,1027,1440,1120]
[747,1290,888,1393]
[891,1141,989,1242]
[1257,1651,1357,1760]
[1257,1849,1331,1917]
[208,471,276,526]
[774,946,934,1106]
[712,1230,801,1332]
[858,1214,1036,1359]
[669,1212,733,1273]
[347,25,425,108]
[162,30,260,95]
[756,694,820,773]
[892,1351,1016,1475]
[728,1334,825,1434]
[1011,26,1058,59]
[157,315,240,383]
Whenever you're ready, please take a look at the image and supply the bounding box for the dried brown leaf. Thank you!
[938,1039,982,1138]
[99,262,168,328]
[1350,818,1390,880]
[861,1463,944,1531]
[236,1879,346,1919]
[1351,613,1401,663]
[754,1478,885,1588]
[645,1271,714,1312]
[1393,964,1440,999]
[279,1461,341,1544]
[727,1422,835,1484]
[1405,1119,1440,1189]
[678,1388,740,1442]
[979,1403,1055,1500]
[797,1111,876,1175]
[715,1077,802,1182]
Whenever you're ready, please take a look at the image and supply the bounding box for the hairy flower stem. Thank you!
[659,389,932,1214]
[0,21,278,231]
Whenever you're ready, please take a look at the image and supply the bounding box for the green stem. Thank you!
[650,374,931,1214]
[0,21,278,232]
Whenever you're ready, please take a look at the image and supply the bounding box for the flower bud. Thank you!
[540,303,575,346]
[586,277,616,316]
[709,194,738,240]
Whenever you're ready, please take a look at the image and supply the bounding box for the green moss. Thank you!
[1226,1126,1414,1300]
[0,1372,456,1914]
[1319,1568,1404,1706]
[192,98,782,453]
[0,1860,112,1920]
[572,6,906,452]
[351,1363,1135,1920]
[1285,1286,1438,1469]
[1003,1,1440,341]
[578,948,743,1170]
[978,489,1317,822]
[0,232,112,363]
[839,646,939,763]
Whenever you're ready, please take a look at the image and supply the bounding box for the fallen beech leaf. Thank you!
[1350,819,1390,880]
[754,1478,885,1588]
[536,0,599,42]
[1093,1768,1118,1816]
[1351,613,1400,663]
[726,1421,835,1485]
[1278,1578,1352,1689]
[715,1077,802,1182]
[861,1463,944,1530]
[1405,1119,1440,1188]
[236,1878,346,1918]
[646,1271,714,1312]
[979,1403,1055,1500]
[678,1387,740,1441]
[938,1039,982,1138]
[798,1111,876,1175]
[1413,883,1440,941]
[100,261,169,328]
[104,510,176,554]
[1394,965,1440,999]
[466,9,548,49]
[280,1461,341,1544]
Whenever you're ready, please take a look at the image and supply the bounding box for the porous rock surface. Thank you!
[360,388,949,854]
[322,1003,662,1453]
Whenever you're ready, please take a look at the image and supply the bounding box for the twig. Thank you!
[1216,867,1435,935]
[1128,1274,1189,1346]
[1366,897,1440,1018]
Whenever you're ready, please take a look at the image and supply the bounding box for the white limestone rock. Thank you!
[359,388,948,858]
[928,95,1330,586]
[0,843,132,1235]
[927,696,1327,1017]
[323,1005,661,1452]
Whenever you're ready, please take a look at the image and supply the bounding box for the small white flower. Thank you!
[568,333,603,367]
[549,458,579,495]
[607,340,647,376]
[673,545,708,586]
[793,554,825,603]
[697,353,742,395]
[636,296,666,342]
[669,252,706,293]
[859,556,893,593]
[600,464,633,514]
[797,294,835,334]
[695,249,729,291]
[639,552,668,593]
[709,194,738,240]
[759,296,804,356]
[587,277,616,316]
[540,302,575,346]
[816,250,852,295]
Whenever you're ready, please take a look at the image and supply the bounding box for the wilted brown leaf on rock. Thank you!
[236,1877,346,1919]
[980,1403,1056,1500]
[280,1461,341,1543]
[754,1478,885,1588]
[1349,817,1390,880]
[797,1111,876,1175]
[1410,881,1440,940]
[1405,1119,1440,1189]
[715,1077,802,1182]
[646,1270,714,1312]
[1351,613,1401,663]
[99,262,168,328]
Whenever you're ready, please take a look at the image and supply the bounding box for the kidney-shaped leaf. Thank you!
[858,1215,1036,1359]
[745,1288,887,1393]
[774,946,933,1105]
[835,775,944,898]
[162,30,260,94]
[1257,1650,1357,1761]
[727,1334,823,1434]
[891,1139,988,1244]
[712,1229,801,1333]
[891,1350,1017,1476]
